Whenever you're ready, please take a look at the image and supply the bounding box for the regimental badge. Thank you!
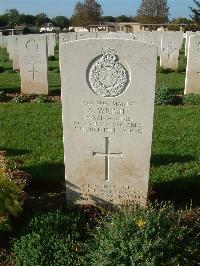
[87,48,130,97]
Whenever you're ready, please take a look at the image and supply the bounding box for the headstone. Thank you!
[45,33,56,56]
[160,32,180,69]
[0,36,7,48]
[60,39,157,208]
[7,35,15,60]
[185,31,196,57]
[76,32,97,39]
[185,35,200,94]
[12,36,20,70]
[19,34,48,94]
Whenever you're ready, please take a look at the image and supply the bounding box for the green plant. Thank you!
[84,203,200,265]
[183,93,200,105]
[158,67,175,74]
[32,95,47,103]
[13,210,85,265]
[48,55,56,61]
[0,153,28,232]
[0,91,6,102]
[11,95,24,103]
[0,65,4,73]
[155,86,176,105]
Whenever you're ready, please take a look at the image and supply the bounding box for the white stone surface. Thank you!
[0,36,7,48]
[19,34,48,94]
[160,32,180,69]
[12,36,20,70]
[60,39,157,208]
[185,35,200,94]
[7,35,15,60]
[45,33,56,56]
[185,31,196,57]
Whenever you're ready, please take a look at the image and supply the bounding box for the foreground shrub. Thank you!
[85,204,200,265]
[0,152,29,232]
[0,65,4,73]
[12,204,200,265]
[183,93,200,105]
[0,91,6,102]
[13,210,85,266]
[32,95,47,103]
[155,86,176,105]
[11,95,24,103]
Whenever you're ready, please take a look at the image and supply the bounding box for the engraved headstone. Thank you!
[45,33,56,56]
[60,39,157,208]
[160,32,180,69]
[185,35,200,94]
[0,36,7,48]
[19,35,48,94]
[185,31,196,57]
[7,35,15,60]
[12,36,20,70]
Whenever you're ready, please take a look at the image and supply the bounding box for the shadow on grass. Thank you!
[0,87,20,93]
[2,148,31,156]
[151,154,195,166]
[149,175,200,207]
[49,87,61,95]
[23,162,65,193]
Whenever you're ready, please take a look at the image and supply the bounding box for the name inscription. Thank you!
[73,99,143,134]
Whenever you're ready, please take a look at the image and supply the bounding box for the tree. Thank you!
[18,14,36,25]
[102,16,116,23]
[115,15,132,22]
[0,14,9,27]
[52,16,69,28]
[71,0,103,26]
[35,13,50,26]
[5,9,20,25]
[137,0,169,23]
[189,0,200,23]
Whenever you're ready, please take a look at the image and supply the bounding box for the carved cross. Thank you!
[93,137,122,181]
[29,65,38,83]
[166,42,177,59]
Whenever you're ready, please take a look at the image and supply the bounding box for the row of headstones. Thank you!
[0,33,56,94]
[0,31,199,96]
[60,31,184,70]
[0,32,198,208]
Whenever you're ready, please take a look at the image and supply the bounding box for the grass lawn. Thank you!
[0,41,200,265]
[0,45,199,207]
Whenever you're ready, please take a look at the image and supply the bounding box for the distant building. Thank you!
[40,23,60,32]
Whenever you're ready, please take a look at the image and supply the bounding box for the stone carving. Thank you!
[88,48,129,97]
[26,39,38,51]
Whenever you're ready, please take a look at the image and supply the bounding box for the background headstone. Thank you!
[60,39,157,208]
[185,31,196,57]
[19,34,48,94]
[160,32,180,69]
[185,35,200,94]
[45,33,56,56]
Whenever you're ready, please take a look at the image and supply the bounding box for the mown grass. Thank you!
[0,103,200,206]
[0,47,61,94]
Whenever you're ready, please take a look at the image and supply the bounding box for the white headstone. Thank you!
[185,31,196,57]
[160,32,180,69]
[60,39,157,208]
[7,35,15,60]
[185,35,200,94]
[19,34,48,94]
[12,36,20,70]
[45,33,56,56]
[0,36,7,48]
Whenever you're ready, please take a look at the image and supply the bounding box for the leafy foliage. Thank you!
[137,0,169,23]
[189,0,200,23]
[12,205,200,265]
[155,86,176,105]
[71,0,103,26]
[0,152,29,232]
[0,91,6,102]
[13,210,85,266]
[183,93,200,105]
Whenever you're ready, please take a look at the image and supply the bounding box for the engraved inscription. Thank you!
[25,40,38,52]
[87,48,130,97]
[73,100,143,135]
[166,42,177,59]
